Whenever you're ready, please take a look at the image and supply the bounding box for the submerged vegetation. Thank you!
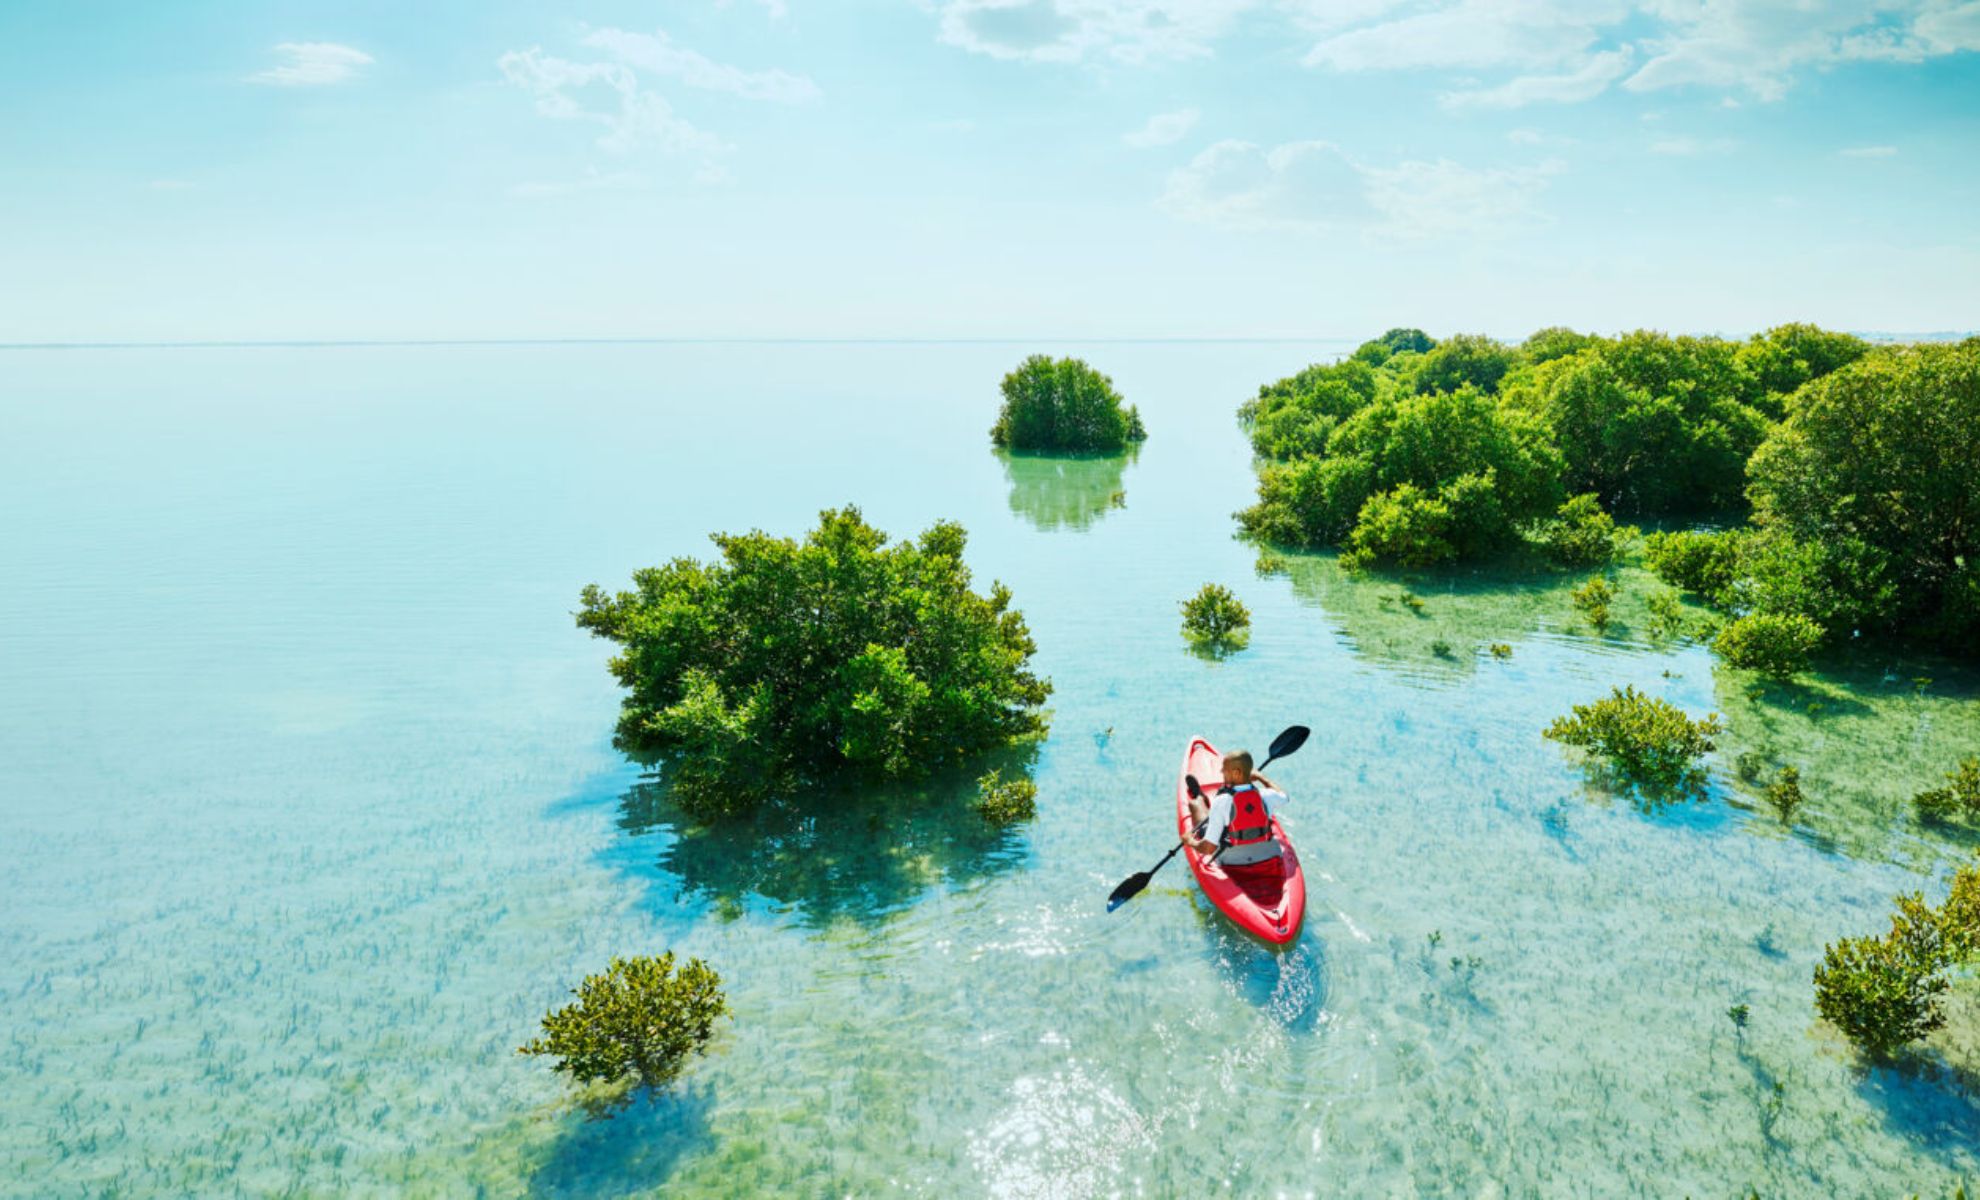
[1763,765,1805,826]
[520,954,727,1113]
[577,507,1050,820]
[1544,686,1723,800]
[1814,858,1979,1059]
[1914,757,1980,826]
[1569,576,1616,631]
[1180,583,1251,648]
[991,355,1147,453]
[974,769,1038,824]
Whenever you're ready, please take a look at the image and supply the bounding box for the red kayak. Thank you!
[1177,736,1306,945]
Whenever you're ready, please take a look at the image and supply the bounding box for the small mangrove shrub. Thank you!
[1181,583,1251,645]
[1713,611,1823,678]
[1430,638,1455,659]
[1544,686,1723,798]
[1489,642,1513,659]
[975,769,1038,824]
[1814,860,1979,1059]
[1763,765,1804,826]
[577,507,1050,821]
[1570,576,1615,631]
[1645,589,1688,640]
[990,355,1146,453]
[1914,756,1980,824]
[1643,529,1745,602]
[520,954,727,1110]
[1537,493,1636,567]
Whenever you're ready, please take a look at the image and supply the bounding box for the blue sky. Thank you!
[2,0,1976,341]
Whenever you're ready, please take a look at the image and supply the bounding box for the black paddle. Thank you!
[1106,725,1310,911]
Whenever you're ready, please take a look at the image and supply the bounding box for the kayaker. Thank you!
[1182,750,1286,866]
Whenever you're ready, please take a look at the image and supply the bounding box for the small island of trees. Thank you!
[1239,326,1980,660]
[576,506,1051,821]
[992,355,1147,453]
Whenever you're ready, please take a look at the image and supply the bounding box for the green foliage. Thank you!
[1350,327,1435,366]
[1643,529,1745,601]
[974,769,1038,824]
[1763,765,1804,825]
[1544,685,1723,798]
[1712,611,1824,678]
[519,954,727,1109]
[1537,493,1637,567]
[1343,483,1457,568]
[1243,384,1562,561]
[1813,860,1980,1058]
[1528,332,1768,513]
[1181,583,1251,644]
[1727,1003,1750,1031]
[1412,334,1516,396]
[1746,342,1980,649]
[1242,359,1382,461]
[1489,642,1513,659]
[1736,323,1870,409]
[1430,638,1455,659]
[577,507,1050,821]
[1913,757,1980,825]
[1521,326,1598,365]
[1816,929,1947,1058]
[1645,589,1688,639]
[989,355,1145,452]
[1570,576,1615,630]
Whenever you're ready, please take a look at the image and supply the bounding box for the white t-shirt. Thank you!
[1202,784,1286,866]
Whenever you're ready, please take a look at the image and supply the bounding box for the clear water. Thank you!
[3,343,1977,1198]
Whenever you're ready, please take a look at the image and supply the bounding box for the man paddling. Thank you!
[1182,750,1286,867]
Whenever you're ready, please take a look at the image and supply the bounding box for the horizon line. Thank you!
[0,336,1366,351]
[1,330,1972,352]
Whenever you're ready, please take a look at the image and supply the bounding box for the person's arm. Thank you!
[1185,796,1227,855]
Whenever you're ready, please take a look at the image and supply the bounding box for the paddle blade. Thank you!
[1266,724,1311,764]
[1184,773,1203,800]
[1107,871,1152,911]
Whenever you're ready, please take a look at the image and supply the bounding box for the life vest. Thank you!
[1220,783,1275,849]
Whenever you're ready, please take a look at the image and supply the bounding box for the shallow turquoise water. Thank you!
[3,343,1978,1197]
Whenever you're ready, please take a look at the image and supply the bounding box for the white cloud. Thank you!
[1124,107,1201,147]
[1442,47,1633,108]
[1159,139,1371,231]
[1648,135,1740,155]
[497,47,726,157]
[1302,0,1627,71]
[247,42,373,87]
[1624,0,1980,101]
[1159,136,1557,238]
[935,0,1255,64]
[1841,144,1900,156]
[580,28,821,103]
[1294,0,1980,106]
[1361,156,1562,238]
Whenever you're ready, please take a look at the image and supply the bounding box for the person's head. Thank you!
[1221,750,1254,787]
